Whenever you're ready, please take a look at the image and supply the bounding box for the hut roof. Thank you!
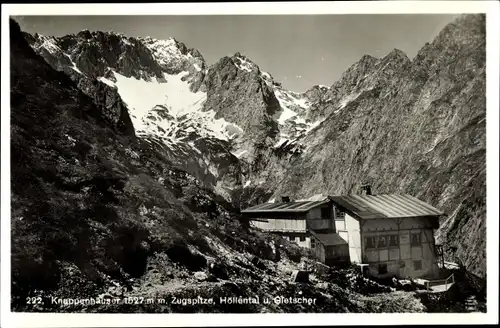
[328,193,444,220]
[241,199,330,214]
[310,230,348,246]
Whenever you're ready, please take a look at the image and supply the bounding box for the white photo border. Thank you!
[1,1,499,327]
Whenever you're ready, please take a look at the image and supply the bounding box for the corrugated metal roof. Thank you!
[328,194,444,220]
[310,231,348,246]
[241,199,330,214]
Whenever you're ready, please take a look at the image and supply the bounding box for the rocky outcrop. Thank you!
[77,77,136,136]
[61,30,164,80]
[25,32,136,137]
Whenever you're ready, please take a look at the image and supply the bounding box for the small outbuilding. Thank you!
[309,230,350,266]
[240,197,334,249]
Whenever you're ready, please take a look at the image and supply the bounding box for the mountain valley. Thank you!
[9,14,487,313]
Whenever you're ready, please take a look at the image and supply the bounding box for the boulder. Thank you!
[194,271,208,281]
[208,261,229,279]
[290,270,310,283]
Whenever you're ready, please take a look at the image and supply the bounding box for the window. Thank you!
[320,207,329,219]
[378,264,388,274]
[389,235,399,247]
[311,238,316,249]
[365,236,377,249]
[411,232,422,246]
[335,207,345,219]
[299,235,306,242]
[366,235,398,249]
[378,235,387,248]
[414,260,422,270]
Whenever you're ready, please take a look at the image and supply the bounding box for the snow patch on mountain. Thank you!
[232,149,249,158]
[234,56,255,73]
[305,119,324,133]
[141,37,182,67]
[273,89,310,128]
[188,141,203,155]
[38,36,61,55]
[112,71,205,127]
[64,54,83,74]
[139,36,203,72]
[98,76,116,87]
[261,71,272,80]
[277,106,298,124]
[274,89,310,119]
[274,137,290,148]
[108,70,243,142]
[337,92,362,112]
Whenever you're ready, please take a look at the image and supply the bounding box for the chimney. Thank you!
[360,184,372,196]
[281,196,291,203]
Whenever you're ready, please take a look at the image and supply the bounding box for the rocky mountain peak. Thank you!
[30,30,207,81]
[330,53,380,91]
[229,53,260,74]
[302,84,330,105]
[359,54,379,64]
[375,48,411,79]
[383,48,409,63]
[202,53,279,139]
[433,14,485,47]
[412,14,485,77]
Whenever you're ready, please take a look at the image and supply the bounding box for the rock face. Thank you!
[77,76,136,136]
[203,54,280,144]
[20,14,486,279]
[269,14,486,277]
[24,32,136,137]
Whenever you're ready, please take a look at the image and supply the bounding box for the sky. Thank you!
[13,14,458,92]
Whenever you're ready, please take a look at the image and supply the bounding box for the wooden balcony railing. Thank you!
[424,273,455,291]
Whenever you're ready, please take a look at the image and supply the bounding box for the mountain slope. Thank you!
[25,31,330,200]
[268,14,486,278]
[25,14,486,278]
[11,17,294,311]
[11,18,441,314]
[14,12,486,293]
